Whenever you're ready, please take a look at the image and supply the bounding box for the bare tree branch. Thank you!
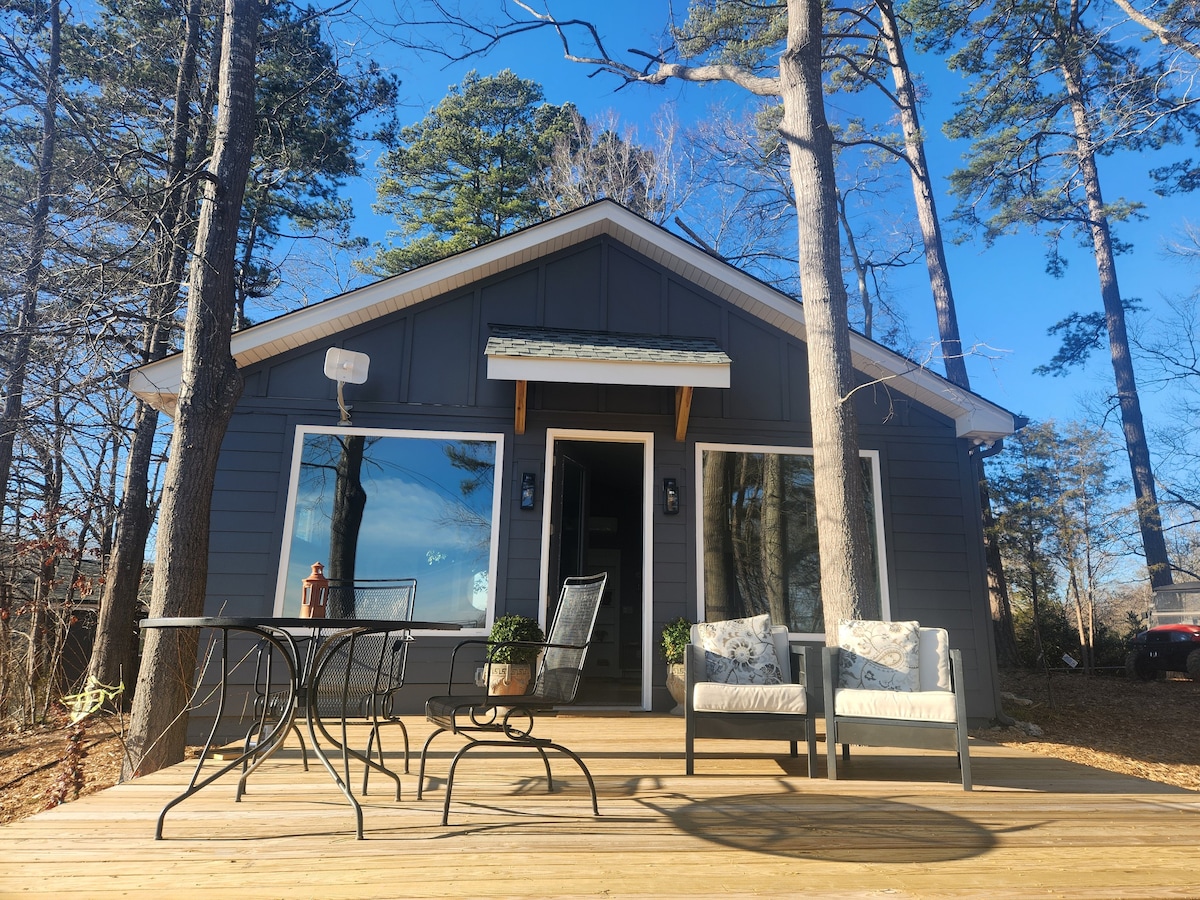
[1110,0,1200,61]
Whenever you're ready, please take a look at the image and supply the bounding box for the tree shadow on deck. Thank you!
[649,791,1003,862]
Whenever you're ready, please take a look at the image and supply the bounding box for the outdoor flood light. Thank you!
[324,347,370,424]
[663,477,679,514]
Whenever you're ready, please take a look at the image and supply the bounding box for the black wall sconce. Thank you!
[662,477,680,515]
[520,472,536,510]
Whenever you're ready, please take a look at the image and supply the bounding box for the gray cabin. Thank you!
[131,200,1017,725]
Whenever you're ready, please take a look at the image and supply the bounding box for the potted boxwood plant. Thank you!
[660,616,692,715]
[485,614,545,696]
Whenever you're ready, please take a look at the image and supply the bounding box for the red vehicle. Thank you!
[1126,624,1200,681]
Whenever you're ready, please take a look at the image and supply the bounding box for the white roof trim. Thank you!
[129,200,1016,442]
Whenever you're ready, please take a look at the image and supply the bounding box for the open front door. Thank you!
[548,453,587,595]
[546,434,649,708]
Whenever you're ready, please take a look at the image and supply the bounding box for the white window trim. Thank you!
[275,424,505,634]
[692,441,890,641]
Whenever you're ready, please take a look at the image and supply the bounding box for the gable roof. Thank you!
[129,199,1017,444]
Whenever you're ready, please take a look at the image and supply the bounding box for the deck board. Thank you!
[3,713,1198,898]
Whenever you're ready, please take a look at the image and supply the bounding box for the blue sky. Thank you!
[335,0,1199,430]
[280,431,497,621]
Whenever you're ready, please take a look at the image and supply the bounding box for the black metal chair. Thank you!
[245,578,418,793]
[312,578,419,792]
[416,572,608,825]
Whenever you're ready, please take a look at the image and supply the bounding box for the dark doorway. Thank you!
[549,439,644,706]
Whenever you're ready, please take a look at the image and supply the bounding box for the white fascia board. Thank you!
[127,206,627,413]
[487,355,731,388]
[848,339,1018,443]
[126,201,1016,439]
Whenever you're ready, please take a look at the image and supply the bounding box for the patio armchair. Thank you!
[822,620,972,790]
[685,616,817,776]
[416,572,608,825]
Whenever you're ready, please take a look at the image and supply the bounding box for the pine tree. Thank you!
[911,0,1196,590]
[368,70,577,273]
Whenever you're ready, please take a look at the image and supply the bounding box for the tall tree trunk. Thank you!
[88,402,159,694]
[878,0,1019,661]
[982,469,1020,666]
[836,185,874,339]
[1059,49,1172,590]
[1029,549,1053,705]
[702,452,735,621]
[27,397,65,722]
[88,0,205,696]
[0,0,59,518]
[876,0,967,388]
[328,433,367,587]
[760,453,788,625]
[1067,567,1089,671]
[781,0,875,641]
[124,0,259,780]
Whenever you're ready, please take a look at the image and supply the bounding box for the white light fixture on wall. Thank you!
[323,347,370,424]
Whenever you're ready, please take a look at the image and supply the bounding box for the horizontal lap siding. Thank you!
[206,413,288,620]
[189,413,290,737]
[881,436,996,716]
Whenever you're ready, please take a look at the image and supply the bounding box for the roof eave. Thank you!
[129,200,1017,440]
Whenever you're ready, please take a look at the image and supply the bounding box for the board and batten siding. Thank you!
[188,232,999,738]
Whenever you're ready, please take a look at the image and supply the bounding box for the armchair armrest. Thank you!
[442,639,490,693]
[822,645,840,719]
[684,641,706,696]
[790,644,817,691]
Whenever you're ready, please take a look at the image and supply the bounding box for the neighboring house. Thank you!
[131,200,1017,724]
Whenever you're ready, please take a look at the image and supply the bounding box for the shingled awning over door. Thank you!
[484,325,731,441]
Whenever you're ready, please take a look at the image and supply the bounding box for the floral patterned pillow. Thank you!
[696,614,783,685]
[837,619,921,692]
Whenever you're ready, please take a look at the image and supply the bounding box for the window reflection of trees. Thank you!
[289,432,498,625]
[702,449,879,634]
[297,434,373,582]
[438,441,494,562]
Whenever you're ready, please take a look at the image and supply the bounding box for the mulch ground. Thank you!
[0,712,129,825]
[2,669,1197,824]
[981,668,1200,791]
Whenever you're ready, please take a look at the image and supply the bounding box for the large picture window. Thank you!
[277,427,503,628]
[698,444,886,636]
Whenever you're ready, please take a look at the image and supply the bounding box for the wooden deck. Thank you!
[3,712,1198,899]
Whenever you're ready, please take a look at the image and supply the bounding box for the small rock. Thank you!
[1001,691,1034,707]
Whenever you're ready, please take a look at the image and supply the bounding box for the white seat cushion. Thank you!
[834,687,957,723]
[693,681,808,715]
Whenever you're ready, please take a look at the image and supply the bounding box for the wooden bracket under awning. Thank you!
[488,326,730,442]
[675,386,693,442]
[514,380,527,435]
[512,381,695,442]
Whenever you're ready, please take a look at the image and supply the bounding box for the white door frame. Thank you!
[539,428,654,710]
